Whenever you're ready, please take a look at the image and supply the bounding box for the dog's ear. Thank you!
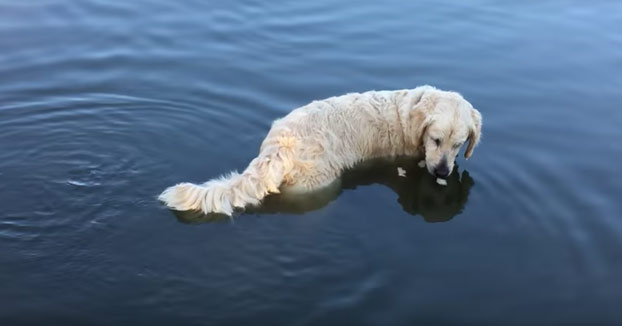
[464,107,482,159]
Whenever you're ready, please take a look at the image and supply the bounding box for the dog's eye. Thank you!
[453,142,463,149]
[432,138,441,146]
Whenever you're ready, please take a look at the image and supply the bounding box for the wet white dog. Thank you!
[159,85,482,215]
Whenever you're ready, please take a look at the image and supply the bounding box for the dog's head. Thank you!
[409,87,482,179]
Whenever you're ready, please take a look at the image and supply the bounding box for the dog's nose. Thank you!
[434,165,450,178]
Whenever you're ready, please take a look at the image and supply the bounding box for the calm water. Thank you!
[1,0,621,324]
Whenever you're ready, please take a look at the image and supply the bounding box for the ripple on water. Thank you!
[0,93,246,246]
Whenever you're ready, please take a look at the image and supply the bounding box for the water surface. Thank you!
[1,0,621,324]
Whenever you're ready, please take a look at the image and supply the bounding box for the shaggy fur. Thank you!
[159,85,482,215]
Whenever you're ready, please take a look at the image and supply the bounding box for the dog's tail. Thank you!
[158,142,294,216]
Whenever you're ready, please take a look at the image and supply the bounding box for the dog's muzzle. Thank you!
[433,158,450,178]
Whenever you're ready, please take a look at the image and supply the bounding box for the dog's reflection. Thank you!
[173,157,474,224]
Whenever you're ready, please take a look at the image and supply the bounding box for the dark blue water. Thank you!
[1,0,621,324]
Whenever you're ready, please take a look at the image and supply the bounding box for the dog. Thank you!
[159,85,482,216]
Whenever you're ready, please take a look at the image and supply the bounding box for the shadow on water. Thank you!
[172,157,475,224]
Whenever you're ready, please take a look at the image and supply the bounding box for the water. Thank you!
[1,0,621,324]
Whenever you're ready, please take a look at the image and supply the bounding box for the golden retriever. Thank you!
[159,85,482,215]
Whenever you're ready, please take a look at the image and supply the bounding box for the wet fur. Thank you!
[159,85,482,215]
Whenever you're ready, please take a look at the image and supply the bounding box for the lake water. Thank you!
[1,0,621,324]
